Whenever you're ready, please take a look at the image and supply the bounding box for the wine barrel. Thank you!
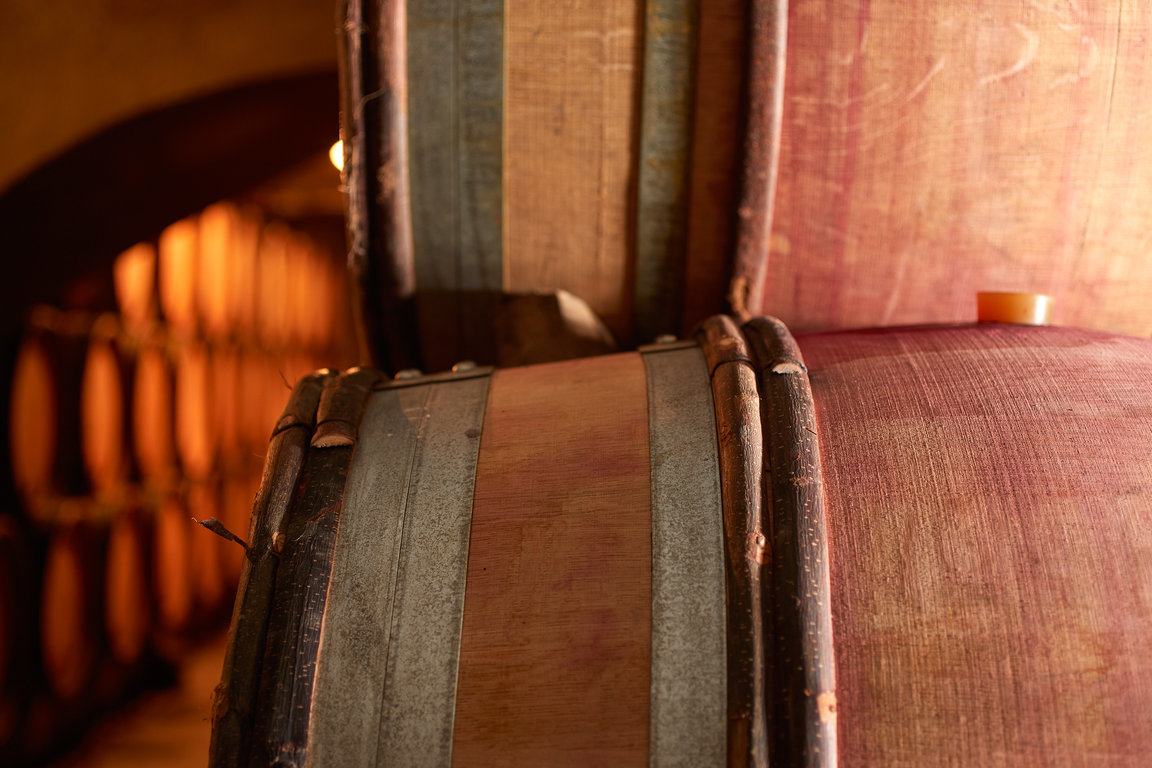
[795,321,1152,764]
[9,315,86,502]
[228,207,263,344]
[157,216,200,337]
[174,341,217,480]
[80,315,131,497]
[9,309,130,505]
[198,203,239,342]
[212,346,244,471]
[112,241,158,335]
[236,351,275,456]
[210,316,1152,766]
[39,518,103,701]
[256,224,291,349]
[343,0,765,363]
[103,507,152,667]
[132,334,178,485]
[152,494,194,637]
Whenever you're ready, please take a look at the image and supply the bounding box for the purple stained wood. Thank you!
[799,323,1152,766]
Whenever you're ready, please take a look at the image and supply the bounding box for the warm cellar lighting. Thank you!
[329,140,344,172]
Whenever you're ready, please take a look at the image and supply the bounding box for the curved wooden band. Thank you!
[339,0,420,372]
[695,315,768,768]
[730,0,789,319]
[743,316,837,768]
[271,369,333,436]
[311,367,382,448]
[210,369,334,768]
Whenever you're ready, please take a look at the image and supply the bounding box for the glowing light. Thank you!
[329,140,344,172]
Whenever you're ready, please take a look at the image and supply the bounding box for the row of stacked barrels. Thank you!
[1,202,353,762]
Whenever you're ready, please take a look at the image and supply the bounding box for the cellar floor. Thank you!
[50,632,226,768]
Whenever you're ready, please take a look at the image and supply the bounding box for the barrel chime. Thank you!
[1,202,350,763]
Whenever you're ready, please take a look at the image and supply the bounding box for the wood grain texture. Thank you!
[681,0,747,333]
[339,0,420,371]
[767,2,1152,336]
[695,316,767,768]
[9,324,89,501]
[408,0,503,368]
[452,353,651,766]
[744,317,836,768]
[503,0,644,344]
[408,0,503,294]
[731,0,787,320]
[800,324,1152,766]
[632,0,699,342]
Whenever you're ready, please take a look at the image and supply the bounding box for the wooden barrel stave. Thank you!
[9,316,89,502]
[211,319,1152,766]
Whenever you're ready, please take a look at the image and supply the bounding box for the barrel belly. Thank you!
[800,324,1152,765]
[212,346,736,767]
[213,320,1152,766]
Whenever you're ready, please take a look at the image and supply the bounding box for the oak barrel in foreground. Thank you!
[211,318,1152,767]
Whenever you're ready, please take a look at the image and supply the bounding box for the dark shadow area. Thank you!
[0,70,339,330]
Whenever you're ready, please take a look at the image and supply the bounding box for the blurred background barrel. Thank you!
[9,311,90,503]
[131,334,178,486]
[39,517,103,702]
[1,195,355,762]
[103,507,151,669]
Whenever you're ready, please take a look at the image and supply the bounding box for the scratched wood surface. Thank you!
[389,1,753,351]
[452,353,652,766]
[680,0,746,333]
[800,324,1152,765]
[503,1,644,343]
[408,0,503,367]
[632,0,699,342]
[767,2,1152,335]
